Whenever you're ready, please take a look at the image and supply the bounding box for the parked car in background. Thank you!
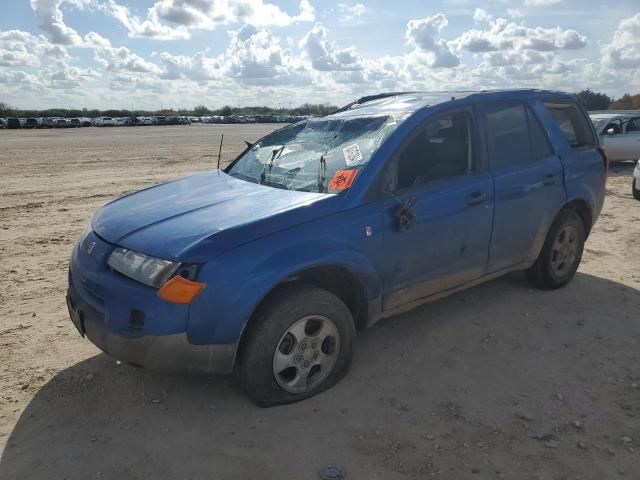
[156,115,168,125]
[81,118,93,127]
[589,112,640,162]
[68,90,606,406]
[6,117,21,129]
[101,117,114,127]
[25,117,40,129]
[0,118,5,128]
[633,160,640,200]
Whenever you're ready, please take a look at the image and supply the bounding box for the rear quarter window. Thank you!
[544,102,595,149]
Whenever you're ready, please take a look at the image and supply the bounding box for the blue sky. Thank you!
[1,0,638,109]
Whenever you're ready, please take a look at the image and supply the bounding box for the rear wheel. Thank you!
[633,179,640,200]
[239,285,355,407]
[526,209,585,290]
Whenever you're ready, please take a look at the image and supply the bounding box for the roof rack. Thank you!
[332,91,419,114]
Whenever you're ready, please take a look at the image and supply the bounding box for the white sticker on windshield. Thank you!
[343,143,363,166]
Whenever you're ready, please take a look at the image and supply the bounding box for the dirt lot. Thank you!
[1,124,639,480]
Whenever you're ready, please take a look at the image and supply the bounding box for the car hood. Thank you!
[93,170,339,261]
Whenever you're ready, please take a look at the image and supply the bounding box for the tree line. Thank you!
[0,102,339,119]
[1,92,639,119]
[575,90,640,111]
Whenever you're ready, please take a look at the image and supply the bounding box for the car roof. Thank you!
[330,89,575,118]
[589,113,626,119]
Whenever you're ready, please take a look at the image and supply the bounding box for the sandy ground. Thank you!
[0,124,639,480]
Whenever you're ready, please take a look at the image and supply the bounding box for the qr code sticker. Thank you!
[343,143,363,166]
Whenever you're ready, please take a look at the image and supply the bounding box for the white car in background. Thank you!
[589,112,640,162]
[100,117,114,127]
[633,160,640,200]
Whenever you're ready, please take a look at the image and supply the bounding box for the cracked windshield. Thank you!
[227,114,407,193]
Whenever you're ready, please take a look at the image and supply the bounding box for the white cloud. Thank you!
[525,0,561,5]
[0,29,70,67]
[48,61,100,89]
[29,0,82,45]
[99,0,190,40]
[405,14,460,68]
[158,51,223,81]
[334,3,366,24]
[299,22,363,71]
[100,0,315,40]
[84,32,163,74]
[507,9,523,19]
[0,69,46,91]
[453,17,587,53]
[473,8,493,24]
[602,13,640,69]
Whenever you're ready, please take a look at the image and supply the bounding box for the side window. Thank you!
[483,102,532,168]
[395,110,473,190]
[544,102,596,149]
[527,107,553,160]
[625,118,640,134]
[605,119,623,135]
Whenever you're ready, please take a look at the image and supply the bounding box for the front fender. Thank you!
[187,202,384,345]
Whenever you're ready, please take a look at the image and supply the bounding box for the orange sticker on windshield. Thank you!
[328,169,358,191]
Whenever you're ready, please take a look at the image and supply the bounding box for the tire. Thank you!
[526,208,586,290]
[239,285,356,407]
[633,179,640,201]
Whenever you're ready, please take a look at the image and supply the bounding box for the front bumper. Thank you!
[67,231,236,375]
[67,285,236,375]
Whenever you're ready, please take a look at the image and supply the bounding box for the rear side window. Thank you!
[544,102,595,149]
[484,102,534,169]
[527,108,553,159]
[483,102,554,169]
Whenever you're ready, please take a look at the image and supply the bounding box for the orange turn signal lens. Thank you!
[157,275,206,304]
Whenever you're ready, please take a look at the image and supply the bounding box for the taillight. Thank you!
[597,147,608,181]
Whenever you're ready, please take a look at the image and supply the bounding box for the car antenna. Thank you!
[216,133,224,171]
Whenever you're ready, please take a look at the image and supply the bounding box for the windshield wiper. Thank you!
[317,152,327,193]
[260,145,285,185]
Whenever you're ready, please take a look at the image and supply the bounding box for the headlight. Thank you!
[107,247,181,288]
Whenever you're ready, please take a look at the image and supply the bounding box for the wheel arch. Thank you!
[564,198,593,237]
[236,264,370,364]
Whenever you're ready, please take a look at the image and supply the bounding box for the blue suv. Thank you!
[67,90,607,406]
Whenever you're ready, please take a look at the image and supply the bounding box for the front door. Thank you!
[381,107,494,310]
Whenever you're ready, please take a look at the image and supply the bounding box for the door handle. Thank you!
[467,191,486,205]
[543,174,556,185]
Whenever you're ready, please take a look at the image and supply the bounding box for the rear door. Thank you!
[480,100,566,273]
[539,100,606,222]
[621,117,640,160]
[380,106,494,310]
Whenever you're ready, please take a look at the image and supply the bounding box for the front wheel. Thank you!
[239,285,355,407]
[526,209,586,290]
